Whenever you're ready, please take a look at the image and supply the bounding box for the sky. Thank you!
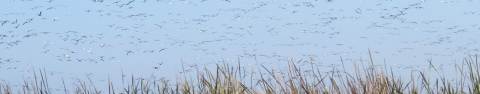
[1,0,480,93]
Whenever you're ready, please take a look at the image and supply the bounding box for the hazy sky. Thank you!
[1,0,480,92]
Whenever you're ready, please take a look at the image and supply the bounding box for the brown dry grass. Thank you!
[1,51,479,94]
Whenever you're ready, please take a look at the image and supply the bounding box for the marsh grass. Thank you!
[1,52,480,94]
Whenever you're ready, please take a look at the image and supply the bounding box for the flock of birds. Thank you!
[0,0,480,92]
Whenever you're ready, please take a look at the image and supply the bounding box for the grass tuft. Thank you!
[2,53,480,94]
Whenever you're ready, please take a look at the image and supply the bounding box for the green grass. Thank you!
[1,51,480,94]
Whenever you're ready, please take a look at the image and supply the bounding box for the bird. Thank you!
[54,18,58,21]
[64,54,70,58]
[126,50,134,55]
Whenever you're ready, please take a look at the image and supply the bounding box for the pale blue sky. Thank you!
[1,0,480,92]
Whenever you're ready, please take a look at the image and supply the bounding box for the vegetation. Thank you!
[1,51,479,94]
